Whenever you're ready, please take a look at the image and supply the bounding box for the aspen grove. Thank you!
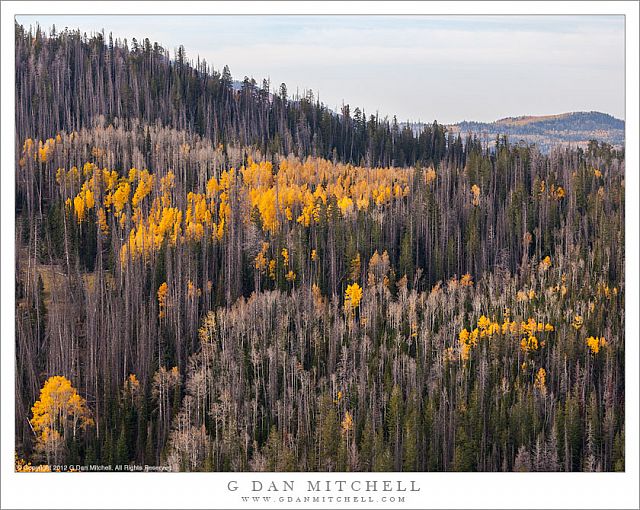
[15,25,624,472]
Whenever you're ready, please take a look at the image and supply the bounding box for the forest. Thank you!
[15,24,625,472]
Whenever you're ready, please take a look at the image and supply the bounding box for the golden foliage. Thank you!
[312,284,325,310]
[456,314,554,361]
[255,250,268,273]
[157,282,168,318]
[56,156,413,269]
[586,336,607,354]
[111,181,131,214]
[187,280,202,298]
[97,207,109,235]
[520,335,539,353]
[572,315,584,330]
[458,327,475,361]
[285,270,296,283]
[424,167,437,184]
[30,376,93,456]
[126,373,140,393]
[471,184,481,206]
[341,411,353,433]
[534,368,547,394]
[337,196,354,216]
[460,273,474,287]
[539,256,551,272]
[344,283,363,311]
[268,259,277,280]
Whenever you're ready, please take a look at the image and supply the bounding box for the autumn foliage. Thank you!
[14,26,624,473]
[29,376,93,464]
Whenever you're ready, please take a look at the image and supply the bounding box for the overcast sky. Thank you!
[16,15,625,124]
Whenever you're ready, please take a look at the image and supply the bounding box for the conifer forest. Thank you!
[14,24,625,472]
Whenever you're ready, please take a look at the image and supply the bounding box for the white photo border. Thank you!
[1,2,638,509]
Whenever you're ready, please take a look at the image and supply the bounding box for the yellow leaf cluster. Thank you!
[424,167,437,184]
[255,242,270,273]
[539,256,551,272]
[187,280,202,298]
[572,315,584,330]
[312,284,325,310]
[245,157,409,231]
[56,155,414,269]
[97,208,109,235]
[548,282,568,297]
[38,138,56,163]
[471,184,480,206]
[20,137,58,165]
[157,282,168,319]
[337,196,354,216]
[367,250,390,285]
[520,335,539,353]
[111,180,131,214]
[126,373,140,393]
[586,336,607,354]
[30,376,93,443]
[345,283,363,311]
[596,282,618,299]
[72,178,97,223]
[185,192,212,241]
[456,315,554,360]
[460,273,474,287]
[538,180,546,194]
[131,170,153,208]
[285,270,296,283]
[458,328,476,361]
[341,411,353,433]
[551,185,565,200]
[516,289,536,302]
[534,367,547,394]
[158,170,175,207]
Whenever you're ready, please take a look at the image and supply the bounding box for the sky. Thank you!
[15,15,625,124]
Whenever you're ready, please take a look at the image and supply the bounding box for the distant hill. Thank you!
[447,111,624,152]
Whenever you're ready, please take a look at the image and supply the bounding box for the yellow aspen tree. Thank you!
[345,283,363,311]
[30,376,93,464]
[158,282,168,318]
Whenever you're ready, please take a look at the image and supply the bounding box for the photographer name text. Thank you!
[227,480,420,492]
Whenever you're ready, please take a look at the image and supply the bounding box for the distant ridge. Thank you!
[496,113,573,124]
[447,111,624,152]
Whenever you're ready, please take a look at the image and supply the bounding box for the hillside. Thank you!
[448,111,624,152]
[13,24,450,170]
[14,24,626,475]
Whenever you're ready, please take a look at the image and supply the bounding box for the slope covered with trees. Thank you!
[15,23,455,169]
[15,24,625,472]
[451,112,625,153]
